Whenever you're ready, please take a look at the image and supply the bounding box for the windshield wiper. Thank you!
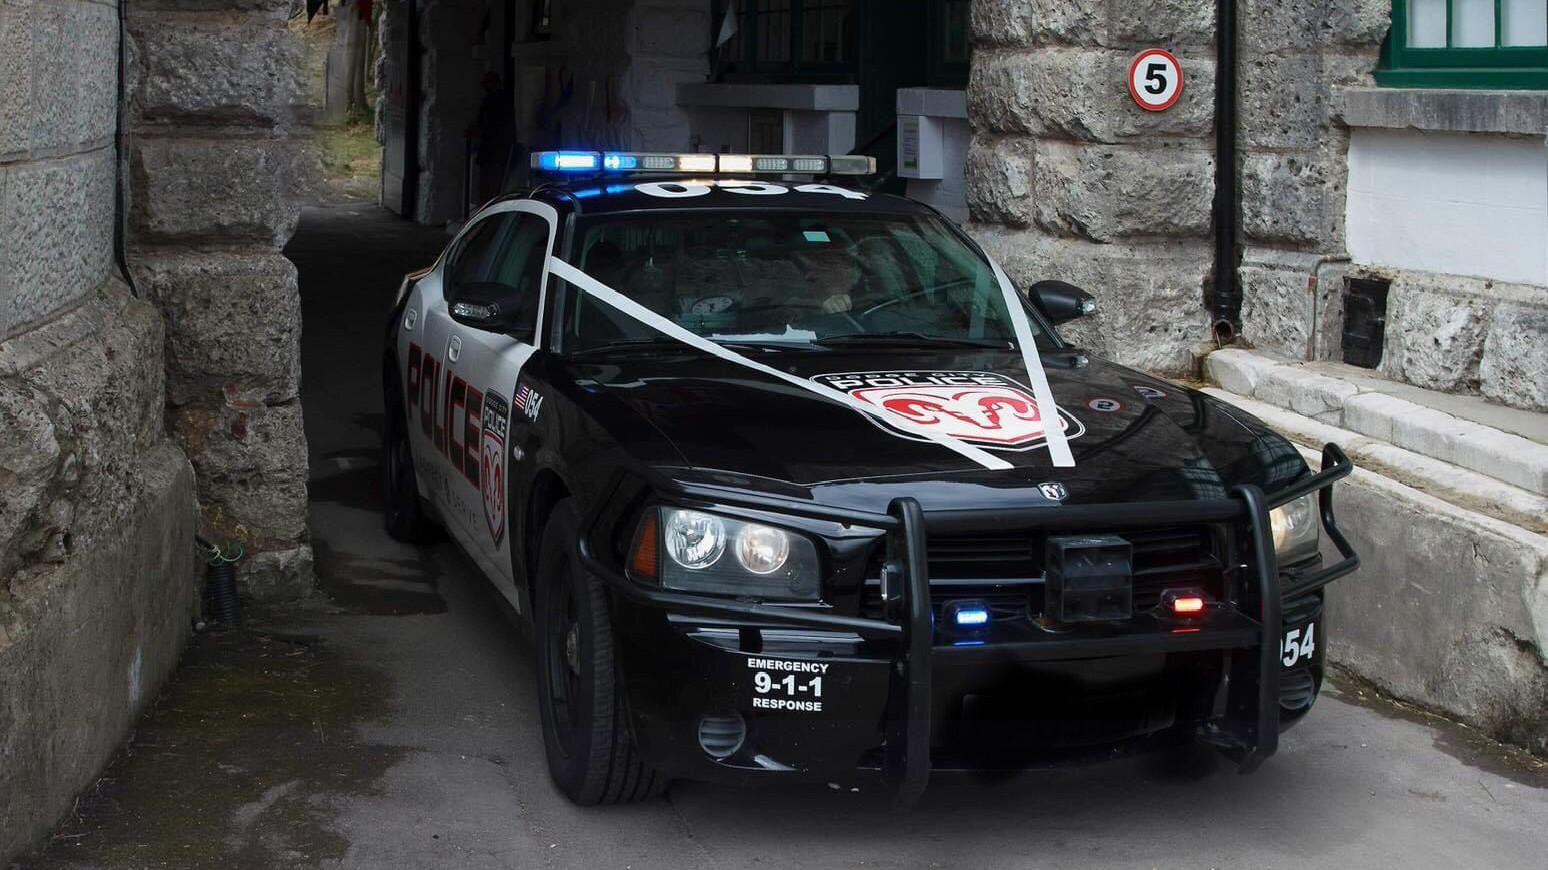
[567,337,818,358]
[811,332,1012,349]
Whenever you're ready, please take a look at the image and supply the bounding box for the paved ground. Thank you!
[26,203,1548,870]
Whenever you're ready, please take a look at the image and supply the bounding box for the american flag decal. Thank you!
[513,384,531,411]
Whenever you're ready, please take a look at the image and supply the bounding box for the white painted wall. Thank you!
[1346,128,1548,287]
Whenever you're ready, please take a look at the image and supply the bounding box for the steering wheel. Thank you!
[857,277,980,320]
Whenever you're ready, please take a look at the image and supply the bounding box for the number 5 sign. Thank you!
[1128,48,1184,112]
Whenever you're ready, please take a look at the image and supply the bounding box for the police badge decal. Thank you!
[812,370,1085,452]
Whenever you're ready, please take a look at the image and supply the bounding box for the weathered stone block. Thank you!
[1326,0,1394,46]
[130,137,304,246]
[1239,261,1314,360]
[966,50,1038,134]
[0,147,115,337]
[127,17,302,128]
[1106,0,1216,48]
[1026,0,1104,46]
[1239,54,1328,150]
[971,0,1034,46]
[242,544,316,602]
[0,381,61,577]
[173,399,309,547]
[0,0,117,158]
[978,230,1212,373]
[1203,347,1285,395]
[1240,149,1344,247]
[1255,366,1359,420]
[964,136,1034,227]
[1379,276,1493,394]
[1481,302,1548,413]
[1033,141,1213,243]
[136,252,302,407]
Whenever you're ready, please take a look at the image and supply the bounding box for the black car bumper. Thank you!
[580,444,1360,805]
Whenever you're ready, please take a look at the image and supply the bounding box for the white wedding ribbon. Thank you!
[550,257,1075,471]
[989,258,1075,468]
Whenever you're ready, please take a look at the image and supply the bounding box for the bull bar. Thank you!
[578,443,1360,807]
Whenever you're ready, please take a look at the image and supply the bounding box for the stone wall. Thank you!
[964,0,1219,375]
[1,0,201,857]
[1234,0,1388,360]
[126,0,314,596]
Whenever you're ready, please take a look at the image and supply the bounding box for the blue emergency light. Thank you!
[531,151,876,176]
[948,601,991,628]
[536,151,601,172]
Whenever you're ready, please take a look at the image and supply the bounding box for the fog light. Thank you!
[698,712,746,760]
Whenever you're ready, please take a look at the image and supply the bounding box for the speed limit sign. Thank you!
[1128,48,1183,112]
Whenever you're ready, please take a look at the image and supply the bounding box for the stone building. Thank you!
[1,0,1545,860]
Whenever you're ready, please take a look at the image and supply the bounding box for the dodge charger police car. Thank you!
[381,150,1360,806]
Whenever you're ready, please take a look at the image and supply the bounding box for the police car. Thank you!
[381,150,1360,806]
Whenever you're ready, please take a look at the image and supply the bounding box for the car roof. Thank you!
[498,176,941,219]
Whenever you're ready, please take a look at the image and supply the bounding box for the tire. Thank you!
[382,382,438,544]
[534,500,665,805]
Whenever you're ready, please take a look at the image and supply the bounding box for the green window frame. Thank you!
[1378,0,1548,89]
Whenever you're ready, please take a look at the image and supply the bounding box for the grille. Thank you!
[860,524,1221,621]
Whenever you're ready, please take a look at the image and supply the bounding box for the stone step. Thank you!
[1206,349,1548,498]
[1202,389,1548,533]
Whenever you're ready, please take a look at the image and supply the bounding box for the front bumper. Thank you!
[580,443,1360,805]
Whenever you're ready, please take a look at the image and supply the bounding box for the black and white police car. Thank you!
[381,150,1360,805]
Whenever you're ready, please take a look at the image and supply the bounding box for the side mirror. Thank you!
[1030,280,1097,324]
[448,281,536,340]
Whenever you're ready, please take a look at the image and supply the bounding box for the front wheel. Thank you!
[382,376,438,543]
[534,500,665,805]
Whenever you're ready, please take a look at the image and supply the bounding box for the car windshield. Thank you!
[559,211,1051,353]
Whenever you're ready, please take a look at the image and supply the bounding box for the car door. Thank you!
[441,201,557,609]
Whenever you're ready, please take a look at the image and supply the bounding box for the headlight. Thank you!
[1269,493,1320,565]
[734,523,791,574]
[663,510,726,569]
[639,508,820,600]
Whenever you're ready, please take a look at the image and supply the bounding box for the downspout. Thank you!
[1210,0,1239,338]
[114,0,140,298]
[404,0,421,220]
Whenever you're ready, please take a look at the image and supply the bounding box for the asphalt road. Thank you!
[36,202,1543,870]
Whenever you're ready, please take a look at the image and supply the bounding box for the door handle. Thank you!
[447,335,462,363]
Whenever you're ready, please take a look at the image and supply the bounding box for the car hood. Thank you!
[559,347,1304,510]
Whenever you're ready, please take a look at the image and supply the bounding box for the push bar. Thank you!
[577,442,1359,805]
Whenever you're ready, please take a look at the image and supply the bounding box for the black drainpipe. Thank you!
[1210,0,1240,338]
[114,0,140,298]
[404,0,421,220]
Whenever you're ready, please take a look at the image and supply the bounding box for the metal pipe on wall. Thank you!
[1211,0,1239,331]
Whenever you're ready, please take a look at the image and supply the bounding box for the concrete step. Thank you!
[1206,349,1548,497]
[1203,380,1548,756]
[1202,389,1548,533]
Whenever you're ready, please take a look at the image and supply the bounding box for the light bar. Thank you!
[530,151,875,176]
